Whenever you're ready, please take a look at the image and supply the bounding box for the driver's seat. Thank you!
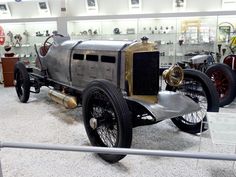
[39,45,50,56]
[34,44,47,72]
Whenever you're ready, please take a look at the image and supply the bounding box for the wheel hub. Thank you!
[89,118,97,129]
[212,71,228,96]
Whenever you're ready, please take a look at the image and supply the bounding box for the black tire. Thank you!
[166,69,219,134]
[82,80,132,163]
[205,63,236,107]
[14,62,30,103]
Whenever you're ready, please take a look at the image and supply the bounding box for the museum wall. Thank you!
[5,0,61,18]
[7,1,38,18]
[0,0,228,19]
[67,0,222,16]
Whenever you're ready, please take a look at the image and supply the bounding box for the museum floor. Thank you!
[0,84,235,177]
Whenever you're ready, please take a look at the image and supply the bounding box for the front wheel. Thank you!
[14,62,30,103]
[166,69,219,134]
[82,80,132,163]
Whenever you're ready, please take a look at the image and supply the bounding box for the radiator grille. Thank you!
[133,52,159,95]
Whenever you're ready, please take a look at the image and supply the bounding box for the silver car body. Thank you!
[39,36,200,121]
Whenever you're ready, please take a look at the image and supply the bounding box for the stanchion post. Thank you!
[196,118,206,169]
[0,141,3,177]
[0,159,3,177]
[233,146,236,176]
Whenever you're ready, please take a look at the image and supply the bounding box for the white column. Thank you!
[57,17,68,36]
[60,0,67,17]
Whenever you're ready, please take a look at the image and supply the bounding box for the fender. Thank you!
[223,55,236,70]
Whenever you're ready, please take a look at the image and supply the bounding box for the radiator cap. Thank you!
[141,36,149,43]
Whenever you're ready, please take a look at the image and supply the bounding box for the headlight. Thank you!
[162,64,184,87]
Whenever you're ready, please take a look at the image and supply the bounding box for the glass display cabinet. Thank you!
[0,21,57,65]
[1,14,236,68]
[217,15,236,60]
[67,16,218,68]
[175,16,217,63]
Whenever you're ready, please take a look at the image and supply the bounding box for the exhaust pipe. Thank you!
[48,90,77,109]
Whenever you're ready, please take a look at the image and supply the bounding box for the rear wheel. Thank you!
[166,69,219,134]
[205,63,236,107]
[14,62,30,103]
[82,80,132,163]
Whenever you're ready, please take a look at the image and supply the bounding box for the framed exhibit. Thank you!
[222,0,236,10]
[0,4,7,11]
[129,0,141,11]
[85,0,98,12]
[37,1,51,16]
[39,2,47,9]
[218,25,231,42]
[0,3,11,17]
[173,0,186,11]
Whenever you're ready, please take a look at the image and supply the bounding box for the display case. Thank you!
[217,15,236,60]
[67,16,217,68]
[0,21,57,65]
[175,16,217,63]
[1,12,235,69]
[68,19,138,40]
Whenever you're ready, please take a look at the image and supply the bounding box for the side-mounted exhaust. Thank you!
[48,90,77,109]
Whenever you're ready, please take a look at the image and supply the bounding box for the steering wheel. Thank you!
[42,34,64,55]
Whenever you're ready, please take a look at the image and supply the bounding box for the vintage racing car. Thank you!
[13,35,219,163]
[177,51,236,107]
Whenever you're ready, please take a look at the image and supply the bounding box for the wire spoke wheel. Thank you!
[15,70,24,97]
[174,79,207,126]
[206,63,236,107]
[14,62,30,103]
[88,90,119,147]
[166,69,219,134]
[82,80,132,163]
[210,70,229,99]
